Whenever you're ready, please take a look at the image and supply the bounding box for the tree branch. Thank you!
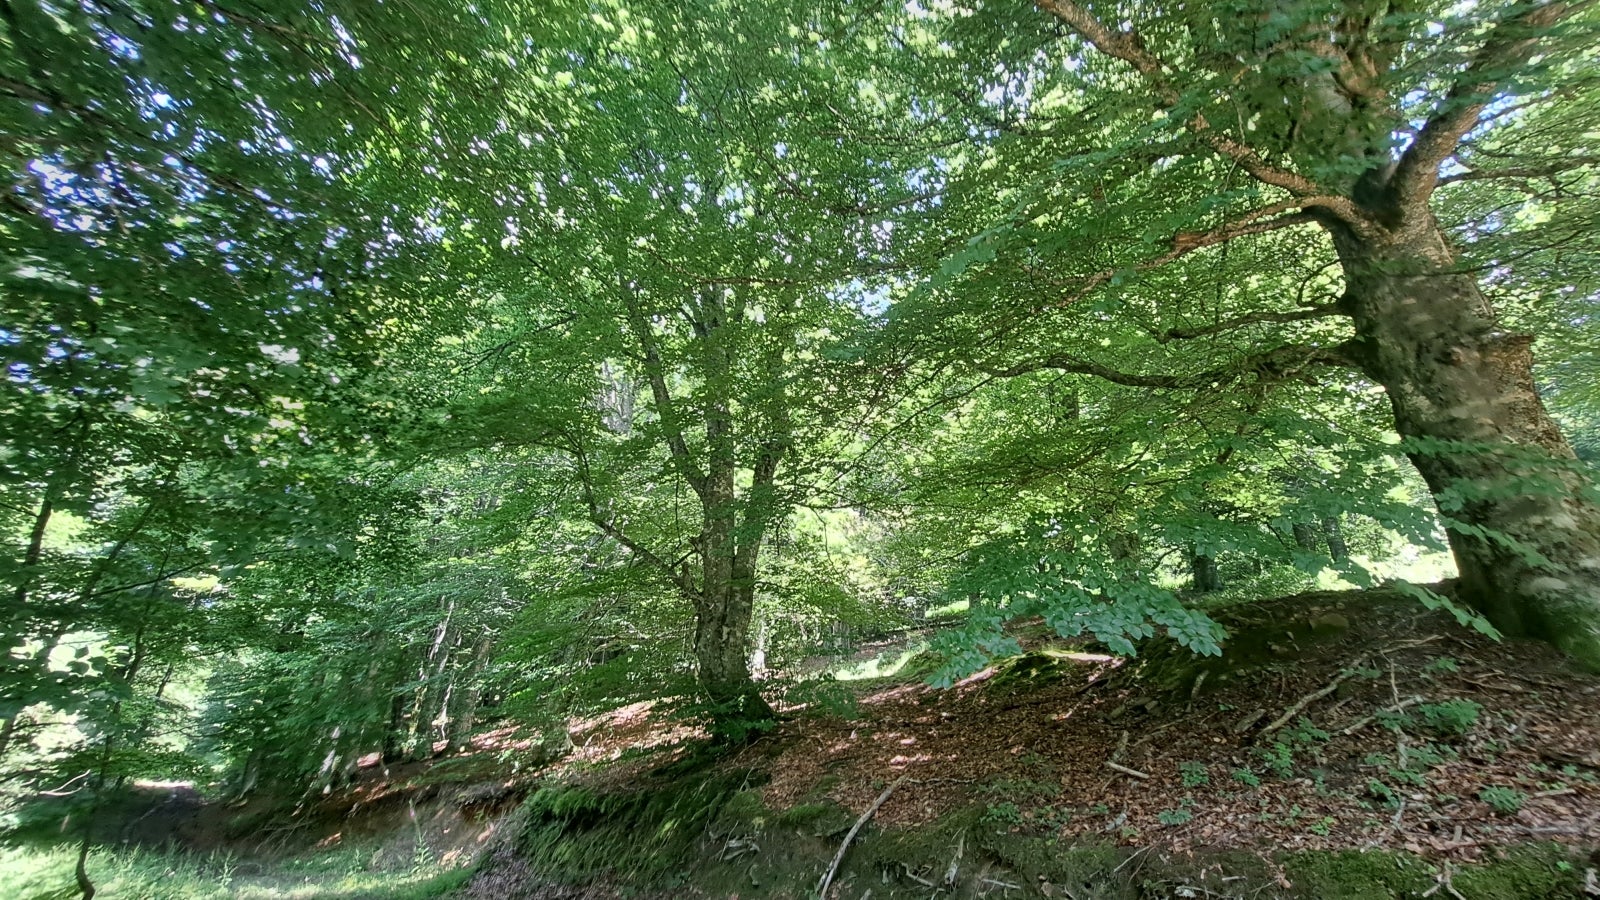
[1438,155,1600,185]
[572,445,697,597]
[612,247,709,499]
[1392,0,1584,206]
[979,341,1355,388]
[1160,302,1347,342]
[1042,201,1323,311]
[1034,0,1344,204]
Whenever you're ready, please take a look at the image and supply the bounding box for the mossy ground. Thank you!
[487,770,1594,899]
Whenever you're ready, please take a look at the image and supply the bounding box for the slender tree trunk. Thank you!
[12,494,53,607]
[1322,516,1349,562]
[1334,214,1600,669]
[447,630,493,753]
[1189,548,1222,593]
[1291,522,1320,553]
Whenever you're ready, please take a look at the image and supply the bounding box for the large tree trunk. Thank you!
[1334,214,1600,670]
[694,468,775,731]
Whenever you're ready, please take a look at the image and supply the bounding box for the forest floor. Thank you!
[465,585,1600,898]
[9,585,1600,898]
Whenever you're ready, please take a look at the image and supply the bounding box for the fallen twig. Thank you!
[1339,696,1424,736]
[1261,668,1358,734]
[1105,761,1150,779]
[818,775,908,899]
[1111,843,1154,874]
[1231,709,1267,734]
[944,831,964,885]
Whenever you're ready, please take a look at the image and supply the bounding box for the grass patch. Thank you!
[923,599,969,620]
[830,642,929,682]
[0,844,473,900]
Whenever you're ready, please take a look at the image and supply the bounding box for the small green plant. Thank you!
[1478,786,1525,815]
[1232,767,1261,787]
[1416,699,1481,737]
[1422,656,1460,675]
[1178,760,1209,787]
[1283,717,1330,745]
[1257,742,1295,779]
[1408,742,1452,768]
[982,802,1025,826]
[1035,805,1074,830]
[1157,806,1194,826]
[1308,816,1336,836]
[1389,767,1426,787]
[1366,778,1398,806]
[1019,750,1054,773]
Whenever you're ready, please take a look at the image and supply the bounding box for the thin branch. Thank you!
[1393,0,1586,205]
[612,246,708,499]
[1043,202,1322,311]
[1034,0,1347,206]
[1438,155,1600,185]
[572,445,696,597]
[979,341,1356,389]
[1161,302,1346,342]
[816,775,909,899]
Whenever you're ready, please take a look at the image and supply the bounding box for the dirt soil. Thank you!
[752,588,1600,859]
[498,585,1600,899]
[63,586,1600,898]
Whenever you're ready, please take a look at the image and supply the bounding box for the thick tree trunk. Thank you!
[694,475,775,731]
[693,579,772,728]
[1335,216,1600,670]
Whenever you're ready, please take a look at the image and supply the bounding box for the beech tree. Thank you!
[909,0,1600,668]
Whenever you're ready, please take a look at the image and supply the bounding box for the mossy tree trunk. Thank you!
[1333,201,1600,670]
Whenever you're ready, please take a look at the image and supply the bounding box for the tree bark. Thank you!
[1322,516,1348,563]
[1334,212,1600,670]
[1189,547,1222,593]
[692,446,776,730]
[1291,522,1320,553]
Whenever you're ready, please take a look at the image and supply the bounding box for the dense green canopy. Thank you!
[3,3,1599,892]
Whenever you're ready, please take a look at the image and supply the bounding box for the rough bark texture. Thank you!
[1333,208,1600,670]
[1028,0,1600,672]
[693,469,776,731]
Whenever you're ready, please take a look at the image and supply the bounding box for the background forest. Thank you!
[2,0,1600,896]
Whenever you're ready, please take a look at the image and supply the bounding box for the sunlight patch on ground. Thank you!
[831,641,927,681]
